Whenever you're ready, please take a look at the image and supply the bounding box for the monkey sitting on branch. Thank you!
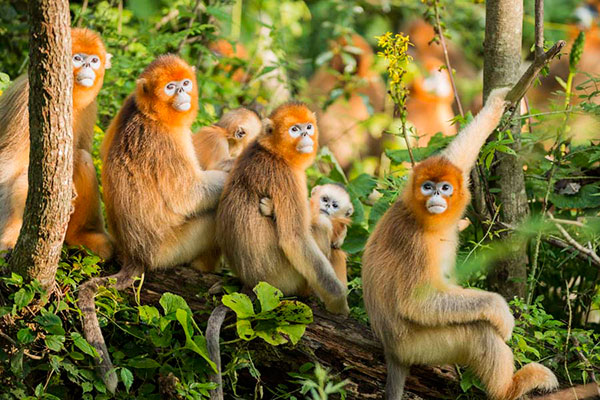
[80,55,228,393]
[0,28,113,259]
[260,183,354,286]
[362,87,558,400]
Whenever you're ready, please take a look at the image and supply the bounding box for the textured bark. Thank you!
[8,0,73,290]
[483,0,528,299]
[138,267,460,400]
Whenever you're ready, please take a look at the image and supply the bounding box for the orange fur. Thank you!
[137,55,198,128]
[209,39,248,83]
[260,102,318,170]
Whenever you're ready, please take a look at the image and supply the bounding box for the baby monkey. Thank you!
[193,107,262,171]
[260,183,353,286]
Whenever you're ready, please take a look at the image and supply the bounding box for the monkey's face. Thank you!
[136,55,198,126]
[410,157,467,222]
[311,184,353,219]
[264,103,319,167]
[71,28,111,108]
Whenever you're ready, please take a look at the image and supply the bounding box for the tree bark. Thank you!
[483,0,528,299]
[137,267,460,400]
[8,0,73,290]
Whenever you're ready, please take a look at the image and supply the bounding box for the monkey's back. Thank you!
[102,95,198,265]
[217,140,307,294]
[362,200,427,342]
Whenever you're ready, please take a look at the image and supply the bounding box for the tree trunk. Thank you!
[8,0,73,290]
[483,0,528,299]
[137,267,461,400]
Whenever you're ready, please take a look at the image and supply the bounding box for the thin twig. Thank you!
[394,104,415,166]
[432,1,464,117]
[549,214,600,266]
[571,337,599,390]
[177,0,205,54]
[534,0,545,58]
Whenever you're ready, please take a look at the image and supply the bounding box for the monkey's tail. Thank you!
[385,356,409,400]
[206,304,229,400]
[78,263,143,394]
[505,362,558,400]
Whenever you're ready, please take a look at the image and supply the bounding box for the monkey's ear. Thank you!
[262,118,273,135]
[105,53,113,70]
[346,207,354,217]
[311,185,320,196]
[191,66,197,72]
[137,78,148,93]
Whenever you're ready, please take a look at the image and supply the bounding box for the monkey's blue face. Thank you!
[420,180,454,214]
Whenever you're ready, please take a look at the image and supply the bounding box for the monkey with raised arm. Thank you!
[0,28,113,259]
[79,55,227,393]
[362,88,558,400]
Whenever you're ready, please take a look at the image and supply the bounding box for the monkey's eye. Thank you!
[438,182,454,196]
[73,54,83,67]
[421,181,435,195]
[164,82,177,96]
[90,56,101,70]
[288,125,301,138]
[322,196,329,203]
[182,79,193,92]
[306,124,314,135]
[332,202,338,209]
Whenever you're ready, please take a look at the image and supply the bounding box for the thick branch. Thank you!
[505,40,566,109]
[534,0,545,58]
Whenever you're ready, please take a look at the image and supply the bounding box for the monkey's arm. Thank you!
[441,87,510,174]
[187,170,228,215]
[273,195,348,315]
[399,286,514,340]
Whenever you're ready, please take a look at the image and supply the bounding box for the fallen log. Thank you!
[136,266,459,399]
[135,267,580,399]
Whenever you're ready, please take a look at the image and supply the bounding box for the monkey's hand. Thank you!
[259,197,274,218]
[215,158,235,172]
[484,294,515,341]
[325,295,350,316]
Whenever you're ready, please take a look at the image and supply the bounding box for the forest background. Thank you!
[0,0,599,399]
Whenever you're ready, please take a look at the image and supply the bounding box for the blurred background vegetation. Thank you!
[1,0,599,399]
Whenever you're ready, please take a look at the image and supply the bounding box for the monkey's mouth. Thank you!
[173,102,191,112]
[320,208,331,216]
[427,205,447,214]
[297,145,313,153]
[426,197,447,214]
[76,70,96,87]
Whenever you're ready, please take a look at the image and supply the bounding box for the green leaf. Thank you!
[236,319,256,341]
[278,324,306,345]
[138,305,160,324]
[127,357,161,369]
[254,282,282,312]
[35,311,65,335]
[275,300,313,324]
[17,328,36,344]
[13,288,34,309]
[317,147,347,183]
[45,335,66,352]
[342,225,369,254]
[71,332,98,358]
[222,292,255,318]
[159,293,192,317]
[349,174,377,199]
[120,367,134,393]
[175,309,217,371]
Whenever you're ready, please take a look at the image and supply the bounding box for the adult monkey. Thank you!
[362,88,558,400]
[208,102,349,400]
[80,55,227,393]
[0,28,113,259]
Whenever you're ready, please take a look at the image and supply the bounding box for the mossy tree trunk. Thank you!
[8,0,73,290]
[483,0,528,299]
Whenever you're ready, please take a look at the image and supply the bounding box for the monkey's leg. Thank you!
[467,324,557,400]
[191,247,221,273]
[0,172,27,251]
[385,354,409,400]
[154,214,217,269]
[65,149,113,259]
[78,263,144,394]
